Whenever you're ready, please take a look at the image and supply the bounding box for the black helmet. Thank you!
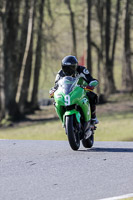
[61,55,78,76]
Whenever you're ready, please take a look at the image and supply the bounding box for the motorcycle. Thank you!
[53,76,97,151]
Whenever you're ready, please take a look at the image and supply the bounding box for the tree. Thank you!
[1,0,133,124]
[16,0,31,105]
[18,0,36,113]
[64,0,77,56]
[86,0,92,73]
[104,0,120,95]
[122,0,133,91]
[0,2,5,121]
[31,0,45,109]
[94,0,105,94]
[4,0,21,119]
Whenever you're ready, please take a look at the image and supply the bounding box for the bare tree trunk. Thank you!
[95,0,105,94]
[64,0,77,56]
[122,0,133,91]
[104,0,120,95]
[0,8,5,121]
[17,0,36,113]
[17,0,30,84]
[4,0,20,119]
[31,0,45,109]
[86,0,92,73]
[104,0,112,94]
[111,0,121,67]
[91,42,101,94]
[95,0,120,95]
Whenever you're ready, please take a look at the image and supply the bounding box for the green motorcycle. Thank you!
[53,76,97,151]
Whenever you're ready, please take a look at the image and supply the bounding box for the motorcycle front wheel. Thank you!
[82,134,94,148]
[65,115,80,151]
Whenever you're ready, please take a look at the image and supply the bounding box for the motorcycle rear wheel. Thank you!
[65,115,80,151]
[82,134,94,148]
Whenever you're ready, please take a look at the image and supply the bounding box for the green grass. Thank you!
[0,120,67,141]
[0,111,133,141]
[96,112,133,141]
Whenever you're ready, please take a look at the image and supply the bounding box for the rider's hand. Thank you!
[49,88,56,98]
[85,85,94,91]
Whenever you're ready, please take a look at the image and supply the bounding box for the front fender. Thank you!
[63,109,81,124]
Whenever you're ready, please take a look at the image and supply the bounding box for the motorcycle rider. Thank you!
[49,55,99,124]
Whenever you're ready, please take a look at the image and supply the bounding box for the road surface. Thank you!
[0,140,133,200]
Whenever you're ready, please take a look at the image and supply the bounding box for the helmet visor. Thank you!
[62,64,77,76]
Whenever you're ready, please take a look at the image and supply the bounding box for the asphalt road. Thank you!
[0,140,133,200]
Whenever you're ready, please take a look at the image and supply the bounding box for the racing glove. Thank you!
[49,88,56,98]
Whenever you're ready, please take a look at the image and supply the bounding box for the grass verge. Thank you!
[0,111,133,141]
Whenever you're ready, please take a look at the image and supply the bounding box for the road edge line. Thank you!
[99,193,133,200]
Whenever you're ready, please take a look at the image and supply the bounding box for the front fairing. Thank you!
[57,76,78,95]
[54,76,91,122]
[54,76,84,105]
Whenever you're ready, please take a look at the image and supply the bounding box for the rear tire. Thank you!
[82,134,94,148]
[65,115,80,151]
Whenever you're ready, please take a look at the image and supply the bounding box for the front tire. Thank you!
[82,134,94,148]
[65,115,80,151]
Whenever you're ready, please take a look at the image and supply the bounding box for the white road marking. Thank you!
[100,193,133,200]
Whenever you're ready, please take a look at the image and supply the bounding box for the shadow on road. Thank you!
[80,147,133,153]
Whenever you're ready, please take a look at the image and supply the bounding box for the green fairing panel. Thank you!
[63,110,81,123]
[70,87,91,121]
[77,78,88,86]
[55,105,64,122]
[79,97,91,121]
[54,91,65,121]
[54,86,91,122]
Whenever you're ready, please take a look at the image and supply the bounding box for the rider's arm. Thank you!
[49,70,64,97]
[77,66,99,88]
[54,70,65,89]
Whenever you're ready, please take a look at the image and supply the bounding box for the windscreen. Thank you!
[58,76,78,94]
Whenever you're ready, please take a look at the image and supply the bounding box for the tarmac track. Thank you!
[0,140,133,200]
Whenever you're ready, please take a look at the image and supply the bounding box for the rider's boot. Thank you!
[92,117,99,124]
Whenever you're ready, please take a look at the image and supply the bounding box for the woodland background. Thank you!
[0,0,133,124]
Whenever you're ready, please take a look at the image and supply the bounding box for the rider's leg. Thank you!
[90,103,99,124]
[87,92,99,124]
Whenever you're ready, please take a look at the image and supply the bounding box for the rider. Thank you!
[49,55,99,124]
